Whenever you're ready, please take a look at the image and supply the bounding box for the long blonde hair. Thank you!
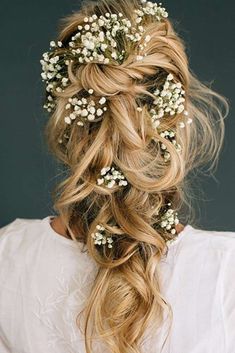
[43,0,228,352]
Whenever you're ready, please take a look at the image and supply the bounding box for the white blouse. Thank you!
[0,215,235,353]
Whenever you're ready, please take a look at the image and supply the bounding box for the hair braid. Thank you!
[41,0,228,352]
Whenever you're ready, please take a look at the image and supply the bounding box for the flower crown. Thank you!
[40,1,192,249]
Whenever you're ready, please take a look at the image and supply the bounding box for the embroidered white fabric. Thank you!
[0,215,235,353]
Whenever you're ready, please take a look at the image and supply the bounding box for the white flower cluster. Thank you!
[64,89,107,126]
[150,73,188,128]
[159,202,179,236]
[66,3,167,65]
[135,0,168,24]
[68,13,132,65]
[159,130,182,161]
[40,2,168,113]
[97,166,128,188]
[40,49,70,112]
[91,224,114,248]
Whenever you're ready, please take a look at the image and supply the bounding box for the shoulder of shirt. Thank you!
[0,217,42,234]
[177,224,235,253]
[0,216,96,266]
[0,217,44,246]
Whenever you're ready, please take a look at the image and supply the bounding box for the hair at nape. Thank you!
[40,0,228,352]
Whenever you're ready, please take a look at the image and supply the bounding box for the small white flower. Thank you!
[187,117,193,124]
[97,178,104,185]
[167,73,174,81]
[145,35,151,42]
[179,121,185,128]
[96,108,104,116]
[87,114,95,121]
[99,97,106,105]
[64,116,71,124]
[50,41,56,47]
[88,88,94,94]
[111,52,118,59]
[81,109,88,117]
[98,18,105,26]
[101,167,110,175]
[107,180,116,188]
[89,106,96,114]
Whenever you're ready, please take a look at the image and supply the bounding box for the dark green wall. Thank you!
[1,0,234,231]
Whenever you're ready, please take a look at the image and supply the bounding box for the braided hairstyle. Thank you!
[41,0,228,352]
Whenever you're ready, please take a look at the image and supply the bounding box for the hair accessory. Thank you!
[159,130,182,161]
[40,52,70,112]
[150,73,188,129]
[135,1,168,25]
[97,166,128,188]
[64,90,107,126]
[40,1,168,113]
[158,202,179,236]
[91,224,114,248]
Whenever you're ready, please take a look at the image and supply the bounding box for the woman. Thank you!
[0,0,234,352]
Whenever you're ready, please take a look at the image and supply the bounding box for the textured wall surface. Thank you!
[1,0,234,230]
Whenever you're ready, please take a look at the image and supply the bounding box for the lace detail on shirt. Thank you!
[33,265,97,352]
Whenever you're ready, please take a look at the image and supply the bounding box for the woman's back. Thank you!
[1,216,235,353]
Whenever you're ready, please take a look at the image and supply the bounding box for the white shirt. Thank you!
[0,215,235,353]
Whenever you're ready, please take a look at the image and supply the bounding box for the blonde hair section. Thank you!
[43,0,229,352]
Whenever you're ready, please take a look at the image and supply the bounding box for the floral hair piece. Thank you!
[159,130,182,161]
[158,202,179,236]
[149,73,188,129]
[97,166,128,188]
[91,224,114,248]
[64,90,107,126]
[40,1,168,113]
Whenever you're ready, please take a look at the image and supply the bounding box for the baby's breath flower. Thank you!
[97,166,128,188]
[135,1,168,24]
[157,202,179,241]
[150,73,187,128]
[91,224,113,248]
[187,117,193,124]
[159,130,182,161]
[64,91,107,126]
